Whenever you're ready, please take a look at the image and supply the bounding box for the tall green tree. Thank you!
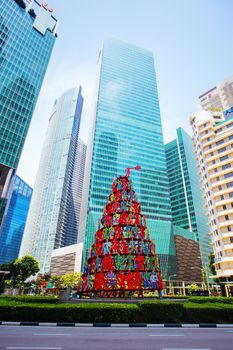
[13,255,40,287]
[208,252,219,284]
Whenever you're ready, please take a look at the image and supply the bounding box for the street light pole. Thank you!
[168,274,177,295]
[203,262,210,295]
[191,264,211,295]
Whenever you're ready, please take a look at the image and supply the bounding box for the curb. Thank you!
[1,322,233,328]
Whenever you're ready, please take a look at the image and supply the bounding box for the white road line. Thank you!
[149,334,185,337]
[33,334,71,336]
[6,347,62,350]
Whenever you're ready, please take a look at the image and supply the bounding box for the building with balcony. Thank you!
[190,110,233,280]
[199,75,233,118]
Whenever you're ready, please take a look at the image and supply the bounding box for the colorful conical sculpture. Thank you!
[81,166,163,297]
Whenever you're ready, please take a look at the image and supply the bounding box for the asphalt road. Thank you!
[0,326,233,350]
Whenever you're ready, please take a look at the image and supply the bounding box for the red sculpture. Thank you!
[81,166,163,298]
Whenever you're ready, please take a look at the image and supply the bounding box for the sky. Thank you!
[17,0,233,187]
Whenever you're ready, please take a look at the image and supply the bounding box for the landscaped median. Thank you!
[1,296,233,324]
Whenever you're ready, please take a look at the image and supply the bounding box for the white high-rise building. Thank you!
[199,75,233,116]
[190,110,233,280]
[19,88,86,272]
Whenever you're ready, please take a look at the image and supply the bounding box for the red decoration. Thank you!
[80,171,163,298]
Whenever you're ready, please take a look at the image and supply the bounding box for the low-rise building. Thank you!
[50,243,83,276]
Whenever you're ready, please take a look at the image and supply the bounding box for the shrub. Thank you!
[138,301,184,323]
[161,295,188,299]
[0,302,139,323]
[0,295,58,304]
[184,302,233,323]
[1,298,233,324]
[188,296,233,304]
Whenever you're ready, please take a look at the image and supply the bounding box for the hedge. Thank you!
[184,302,233,323]
[138,301,183,323]
[0,302,139,323]
[188,297,233,304]
[0,295,59,304]
[1,299,233,323]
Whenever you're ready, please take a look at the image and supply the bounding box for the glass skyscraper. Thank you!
[165,127,211,268]
[20,88,84,272]
[80,37,173,277]
[0,175,32,264]
[0,0,57,224]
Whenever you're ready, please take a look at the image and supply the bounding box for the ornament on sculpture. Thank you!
[80,166,163,297]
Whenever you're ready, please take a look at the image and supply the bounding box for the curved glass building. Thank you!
[19,88,84,272]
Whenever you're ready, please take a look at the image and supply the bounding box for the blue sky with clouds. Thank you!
[18,0,233,186]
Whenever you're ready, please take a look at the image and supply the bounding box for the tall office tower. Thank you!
[57,138,87,247]
[19,88,84,272]
[0,175,32,264]
[0,0,57,225]
[79,37,174,278]
[190,110,233,281]
[165,127,211,269]
[199,75,233,119]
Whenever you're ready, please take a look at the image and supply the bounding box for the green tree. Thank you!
[187,283,199,295]
[60,273,82,289]
[50,275,63,289]
[0,261,18,290]
[208,252,219,284]
[13,255,40,288]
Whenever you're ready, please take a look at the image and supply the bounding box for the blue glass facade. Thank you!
[80,38,173,277]
[0,0,56,224]
[20,88,84,272]
[0,175,32,264]
[165,128,211,269]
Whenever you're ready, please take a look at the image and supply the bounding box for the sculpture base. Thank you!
[80,288,162,298]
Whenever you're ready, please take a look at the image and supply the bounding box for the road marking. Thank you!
[33,334,71,336]
[6,347,62,350]
[163,348,211,350]
[149,334,185,337]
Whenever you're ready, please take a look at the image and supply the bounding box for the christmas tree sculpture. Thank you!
[81,166,163,297]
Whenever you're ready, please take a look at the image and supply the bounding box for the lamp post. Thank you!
[203,262,211,295]
[168,274,177,295]
[191,264,211,295]
[196,255,211,294]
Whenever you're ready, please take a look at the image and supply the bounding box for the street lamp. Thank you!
[191,265,210,295]
[202,262,211,295]
[168,274,177,295]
